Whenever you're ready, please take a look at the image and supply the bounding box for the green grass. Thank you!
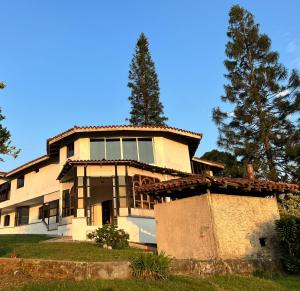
[0,234,142,262]
[10,275,300,291]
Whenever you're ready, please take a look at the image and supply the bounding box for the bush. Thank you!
[130,252,171,280]
[275,216,300,274]
[94,224,129,249]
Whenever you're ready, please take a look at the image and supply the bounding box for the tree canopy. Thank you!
[127,33,168,126]
[213,5,300,182]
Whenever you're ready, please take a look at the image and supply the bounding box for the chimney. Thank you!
[246,164,255,179]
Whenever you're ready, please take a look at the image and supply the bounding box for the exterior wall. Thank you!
[155,194,280,260]
[118,216,156,244]
[0,221,50,235]
[0,163,60,209]
[210,194,280,260]
[155,195,218,259]
[154,137,191,173]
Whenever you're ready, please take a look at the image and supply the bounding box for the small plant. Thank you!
[275,216,300,274]
[87,231,96,240]
[130,252,171,280]
[94,224,129,249]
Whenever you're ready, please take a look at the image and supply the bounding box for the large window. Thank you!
[90,138,154,164]
[106,139,121,160]
[15,207,29,226]
[90,139,105,160]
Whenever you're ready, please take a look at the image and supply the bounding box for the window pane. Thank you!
[138,138,154,164]
[123,138,138,160]
[106,139,121,160]
[90,139,105,160]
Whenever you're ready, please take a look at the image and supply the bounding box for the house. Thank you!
[0,125,222,243]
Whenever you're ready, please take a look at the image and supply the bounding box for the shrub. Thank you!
[94,224,129,249]
[130,252,171,280]
[275,216,300,274]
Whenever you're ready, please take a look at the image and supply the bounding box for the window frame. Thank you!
[15,206,29,226]
[17,175,25,189]
[67,142,75,158]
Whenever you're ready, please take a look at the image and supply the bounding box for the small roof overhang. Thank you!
[192,157,225,169]
[57,159,191,181]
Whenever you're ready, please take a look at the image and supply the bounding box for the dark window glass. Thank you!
[62,189,75,217]
[17,176,25,188]
[123,138,138,160]
[106,139,121,160]
[138,138,154,164]
[67,142,74,158]
[90,139,105,160]
[16,207,29,226]
[4,215,10,226]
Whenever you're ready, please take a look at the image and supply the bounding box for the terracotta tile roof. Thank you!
[47,125,202,145]
[135,174,299,195]
[5,155,50,177]
[192,157,225,169]
[57,159,191,180]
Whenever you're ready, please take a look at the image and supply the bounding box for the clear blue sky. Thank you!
[0,1,299,171]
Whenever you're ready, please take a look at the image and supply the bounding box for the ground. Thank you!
[0,235,299,290]
[0,234,142,261]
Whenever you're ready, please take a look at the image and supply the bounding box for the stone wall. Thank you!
[0,258,130,280]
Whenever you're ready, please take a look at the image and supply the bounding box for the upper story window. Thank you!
[90,137,154,164]
[17,175,25,189]
[67,142,74,158]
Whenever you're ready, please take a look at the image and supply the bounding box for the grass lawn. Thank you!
[9,275,300,291]
[0,234,143,262]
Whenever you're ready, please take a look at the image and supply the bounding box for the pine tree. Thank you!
[127,33,168,126]
[213,5,300,181]
[0,82,20,161]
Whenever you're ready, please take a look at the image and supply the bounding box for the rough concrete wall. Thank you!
[209,194,280,260]
[155,195,218,259]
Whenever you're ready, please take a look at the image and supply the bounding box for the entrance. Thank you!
[102,200,113,224]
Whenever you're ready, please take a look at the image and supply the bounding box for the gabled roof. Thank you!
[47,125,202,156]
[57,159,191,180]
[135,174,299,196]
[192,157,225,169]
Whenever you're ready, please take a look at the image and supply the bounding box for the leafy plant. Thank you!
[275,216,300,274]
[130,252,171,280]
[94,224,129,249]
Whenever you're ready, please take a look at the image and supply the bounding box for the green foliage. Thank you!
[94,224,129,249]
[130,252,171,280]
[201,149,245,178]
[275,216,300,274]
[277,194,300,218]
[0,82,20,161]
[213,5,300,182]
[127,32,168,126]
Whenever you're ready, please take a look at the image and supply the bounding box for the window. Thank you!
[138,138,154,164]
[0,182,10,202]
[67,142,74,158]
[17,176,25,188]
[15,207,29,226]
[4,215,10,226]
[123,138,138,160]
[62,189,75,217]
[90,139,105,160]
[106,139,121,160]
[90,137,154,164]
[118,176,128,208]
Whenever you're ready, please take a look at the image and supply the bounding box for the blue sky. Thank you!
[0,1,300,171]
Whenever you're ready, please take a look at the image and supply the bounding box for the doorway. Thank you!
[102,200,113,224]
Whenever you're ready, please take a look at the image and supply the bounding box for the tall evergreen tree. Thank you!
[213,5,300,181]
[127,33,168,126]
[0,82,20,161]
